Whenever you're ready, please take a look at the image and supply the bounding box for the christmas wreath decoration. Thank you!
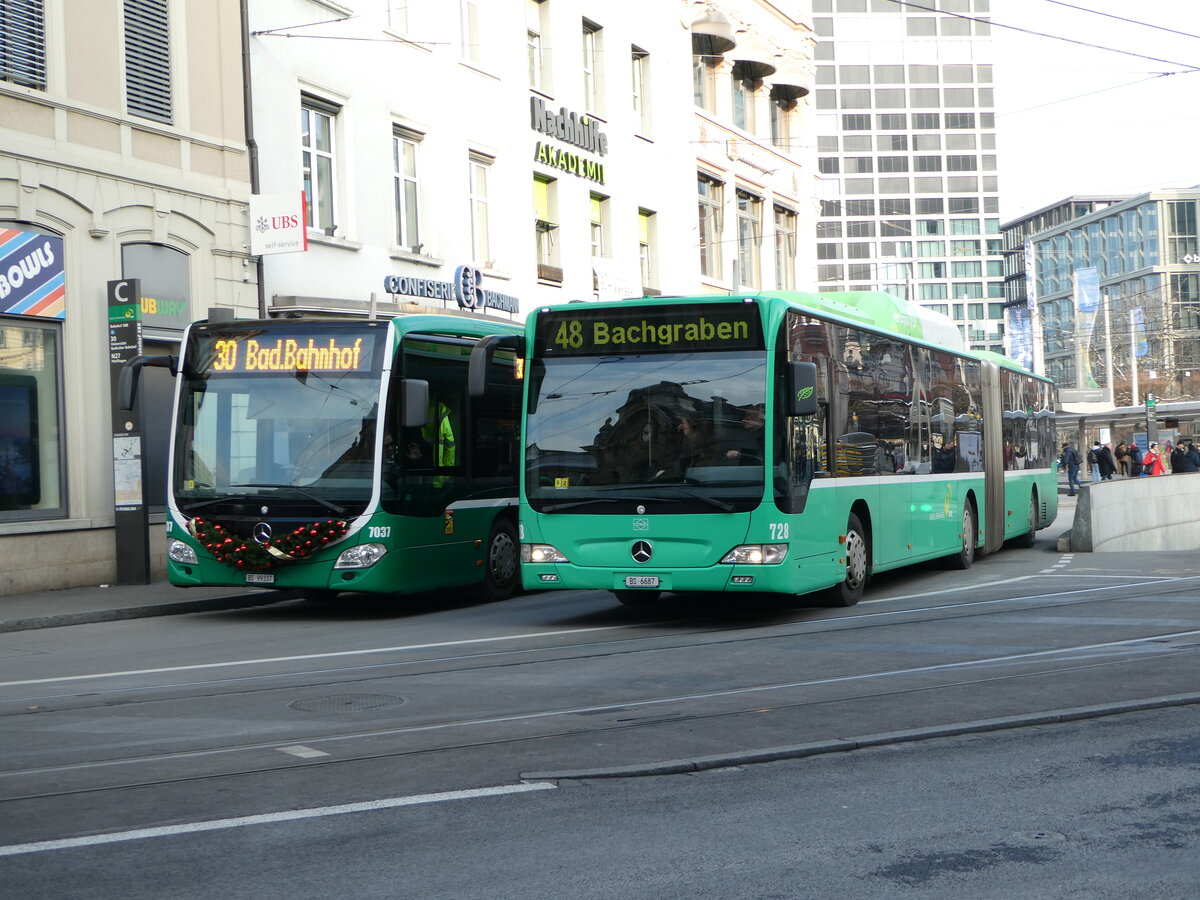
[186,517,349,570]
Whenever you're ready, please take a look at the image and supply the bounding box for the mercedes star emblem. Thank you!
[631,540,653,563]
[636,505,646,515]
[252,522,273,545]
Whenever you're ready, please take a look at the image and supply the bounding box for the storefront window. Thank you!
[0,319,64,518]
[122,243,191,511]
[1,221,65,520]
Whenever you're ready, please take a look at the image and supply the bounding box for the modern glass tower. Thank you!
[811,0,1005,354]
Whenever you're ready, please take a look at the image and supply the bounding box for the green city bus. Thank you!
[125,312,524,600]
[470,291,1057,607]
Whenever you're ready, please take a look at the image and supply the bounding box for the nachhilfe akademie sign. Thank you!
[531,97,608,184]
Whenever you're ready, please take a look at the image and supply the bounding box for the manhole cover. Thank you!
[289,693,406,713]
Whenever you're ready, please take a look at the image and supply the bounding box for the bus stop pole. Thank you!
[107,279,152,585]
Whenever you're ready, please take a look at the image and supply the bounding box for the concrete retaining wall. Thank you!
[1070,475,1200,552]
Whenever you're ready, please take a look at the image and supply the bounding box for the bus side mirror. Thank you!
[468,333,524,397]
[787,361,818,417]
[117,355,177,411]
[402,379,430,428]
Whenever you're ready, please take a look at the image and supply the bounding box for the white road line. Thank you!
[6,620,1200,786]
[0,623,662,689]
[277,745,329,759]
[4,575,1197,692]
[0,782,556,857]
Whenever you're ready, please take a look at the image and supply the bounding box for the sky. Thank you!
[990,0,1200,221]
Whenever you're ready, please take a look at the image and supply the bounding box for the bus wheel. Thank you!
[613,590,661,606]
[826,513,868,607]
[944,502,976,570]
[481,518,520,602]
[1012,492,1037,548]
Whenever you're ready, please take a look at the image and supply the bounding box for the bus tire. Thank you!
[944,501,977,570]
[825,513,868,607]
[1012,492,1038,548]
[481,517,520,602]
[613,590,661,606]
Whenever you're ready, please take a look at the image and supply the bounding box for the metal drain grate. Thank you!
[289,693,406,713]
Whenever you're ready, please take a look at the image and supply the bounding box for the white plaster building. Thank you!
[247,0,817,318]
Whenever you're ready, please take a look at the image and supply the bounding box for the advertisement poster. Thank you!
[0,228,65,319]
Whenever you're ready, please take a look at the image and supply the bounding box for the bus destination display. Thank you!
[535,303,763,356]
[194,327,381,375]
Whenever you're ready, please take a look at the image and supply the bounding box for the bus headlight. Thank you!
[333,543,387,569]
[720,544,788,565]
[521,543,569,564]
[168,540,198,564]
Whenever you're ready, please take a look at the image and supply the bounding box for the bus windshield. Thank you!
[525,351,767,513]
[173,322,387,516]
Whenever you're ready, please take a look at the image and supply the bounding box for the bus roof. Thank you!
[812,290,964,352]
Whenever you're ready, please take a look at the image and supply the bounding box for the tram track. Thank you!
[2,583,1199,805]
[1,571,1195,712]
[1,631,1197,805]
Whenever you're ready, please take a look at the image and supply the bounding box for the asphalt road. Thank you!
[3,705,1198,899]
[2,520,1199,897]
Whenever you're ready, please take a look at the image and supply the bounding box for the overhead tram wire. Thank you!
[881,0,1200,73]
[1040,0,1200,43]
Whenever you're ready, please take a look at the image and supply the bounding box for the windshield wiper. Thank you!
[541,494,684,513]
[661,487,735,512]
[541,497,621,512]
[230,483,347,516]
[178,493,257,513]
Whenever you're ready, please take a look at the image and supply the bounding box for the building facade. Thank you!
[1,0,817,593]
[1018,188,1200,406]
[0,1,254,594]
[248,0,816,318]
[1000,195,1128,309]
[811,0,1005,354]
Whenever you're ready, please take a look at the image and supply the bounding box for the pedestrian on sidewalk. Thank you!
[1144,442,1167,476]
[1127,442,1144,477]
[1170,440,1199,473]
[1088,442,1103,483]
[1114,442,1129,476]
[1059,442,1082,496]
[1098,443,1116,480]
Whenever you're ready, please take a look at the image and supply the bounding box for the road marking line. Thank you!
[0,623,664,689]
[5,576,1197,692]
[277,745,329,759]
[0,782,556,857]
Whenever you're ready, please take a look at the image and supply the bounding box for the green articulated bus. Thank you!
[469,291,1057,607]
[124,312,524,600]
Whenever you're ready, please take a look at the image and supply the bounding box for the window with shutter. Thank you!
[124,0,172,124]
[0,0,46,90]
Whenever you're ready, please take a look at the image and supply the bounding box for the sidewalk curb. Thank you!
[520,692,1200,781]
[0,592,292,634]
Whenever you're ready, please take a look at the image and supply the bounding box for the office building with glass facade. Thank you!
[1020,188,1200,404]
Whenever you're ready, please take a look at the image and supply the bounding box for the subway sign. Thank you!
[534,303,764,356]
